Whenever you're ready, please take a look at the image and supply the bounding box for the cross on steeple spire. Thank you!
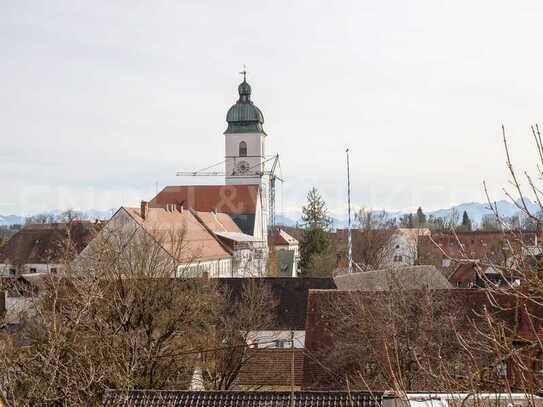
[239,64,247,82]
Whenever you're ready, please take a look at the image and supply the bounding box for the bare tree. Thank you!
[195,279,275,390]
[350,209,397,270]
[306,126,543,397]
[0,225,272,405]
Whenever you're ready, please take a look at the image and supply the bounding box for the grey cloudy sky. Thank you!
[1,0,542,217]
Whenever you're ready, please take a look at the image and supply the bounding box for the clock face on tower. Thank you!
[236,160,250,174]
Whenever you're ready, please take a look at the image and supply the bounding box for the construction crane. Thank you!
[176,154,284,230]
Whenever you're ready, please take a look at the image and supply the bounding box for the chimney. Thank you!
[141,200,149,219]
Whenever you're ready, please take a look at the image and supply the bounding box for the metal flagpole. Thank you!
[346,148,353,274]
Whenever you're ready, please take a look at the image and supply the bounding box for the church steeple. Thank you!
[224,71,267,188]
[225,71,265,135]
[238,80,252,103]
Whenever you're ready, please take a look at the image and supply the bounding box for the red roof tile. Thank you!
[150,185,260,215]
[124,207,231,263]
[237,348,305,387]
[271,229,299,246]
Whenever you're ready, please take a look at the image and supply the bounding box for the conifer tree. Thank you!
[416,207,427,227]
[301,187,332,230]
[461,210,472,231]
[299,188,334,276]
[400,213,415,228]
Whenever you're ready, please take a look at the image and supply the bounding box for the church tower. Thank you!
[224,73,266,185]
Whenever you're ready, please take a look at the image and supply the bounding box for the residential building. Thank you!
[209,278,336,390]
[219,277,336,351]
[418,230,540,271]
[0,221,99,276]
[389,228,431,265]
[333,265,452,291]
[270,228,300,277]
[303,289,543,391]
[448,261,520,288]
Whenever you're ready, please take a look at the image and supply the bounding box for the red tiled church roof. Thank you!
[150,185,260,215]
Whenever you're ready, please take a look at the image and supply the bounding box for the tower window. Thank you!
[239,141,247,157]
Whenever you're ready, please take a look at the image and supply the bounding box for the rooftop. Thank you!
[333,265,452,291]
[150,185,260,235]
[225,79,266,134]
[124,206,232,263]
[101,390,383,407]
[0,221,100,265]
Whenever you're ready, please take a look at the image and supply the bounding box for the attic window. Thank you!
[239,141,247,157]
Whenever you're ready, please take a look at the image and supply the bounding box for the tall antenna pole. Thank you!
[346,148,353,274]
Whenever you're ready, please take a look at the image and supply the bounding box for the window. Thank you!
[393,255,403,262]
[496,361,508,378]
[29,268,37,273]
[9,269,16,276]
[239,141,247,157]
[274,339,288,348]
[50,268,57,274]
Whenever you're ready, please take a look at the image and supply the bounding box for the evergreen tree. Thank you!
[415,207,426,227]
[400,213,415,228]
[301,187,332,230]
[299,188,334,276]
[461,211,472,231]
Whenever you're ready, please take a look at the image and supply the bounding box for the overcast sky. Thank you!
[1,1,542,217]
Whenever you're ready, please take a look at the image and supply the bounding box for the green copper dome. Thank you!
[225,79,265,134]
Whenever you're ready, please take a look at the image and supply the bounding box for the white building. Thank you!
[270,228,300,277]
[75,202,265,278]
[389,228,431,266]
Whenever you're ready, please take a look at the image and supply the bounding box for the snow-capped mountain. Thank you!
[427,199,540,225]
[0,209,114,226]
[1,199,540,228]
[0,214,26,226]
[275,199,541,229]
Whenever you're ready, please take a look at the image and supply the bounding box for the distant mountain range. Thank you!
[276,199,541,229]
[0,209,114,226]
[1,200,540,228]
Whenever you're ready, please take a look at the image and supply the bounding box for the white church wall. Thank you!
[177,258,233,278]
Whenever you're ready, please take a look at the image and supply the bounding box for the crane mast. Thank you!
[176,154,283,231]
